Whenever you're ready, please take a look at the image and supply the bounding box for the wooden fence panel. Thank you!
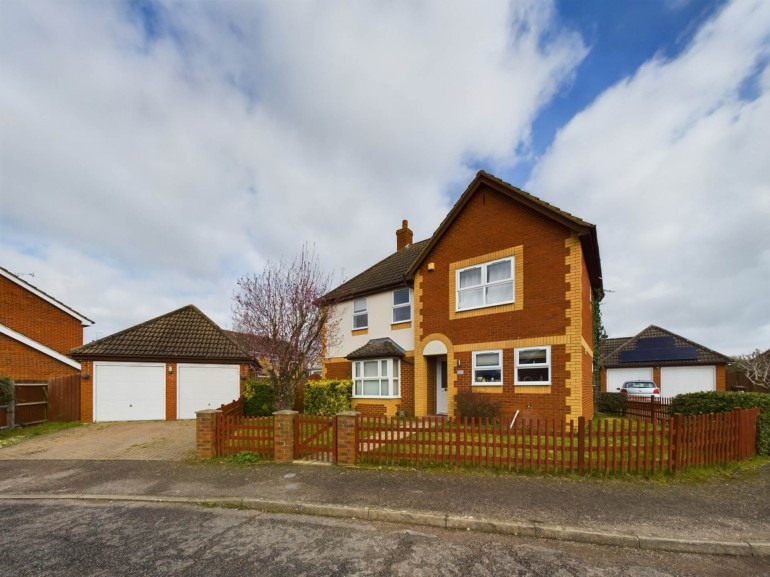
[48,375,81,422]
[14,384,47,425]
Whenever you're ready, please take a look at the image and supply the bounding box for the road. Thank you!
[0,500,767,577]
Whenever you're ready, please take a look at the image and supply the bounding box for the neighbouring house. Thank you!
[600,325,730,396]
[71,305,252,422]
[0,266,93,383]
[320,171,603,422]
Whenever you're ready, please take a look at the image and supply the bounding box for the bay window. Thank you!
[353,358,401,398]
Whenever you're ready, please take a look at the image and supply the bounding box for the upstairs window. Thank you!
[472,350,503,384]
[352,298,368,329]
[392,288,411,323]
[456,258,513,311]
[353,358,401,398]
[515,346,551,385]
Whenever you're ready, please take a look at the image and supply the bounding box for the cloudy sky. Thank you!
[1,0,768,355]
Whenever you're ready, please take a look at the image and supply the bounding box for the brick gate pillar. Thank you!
[273,410,298,462]
[336,411,359,465]
[196,409,221,458]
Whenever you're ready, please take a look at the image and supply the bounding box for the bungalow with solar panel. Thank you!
[599,325,730,397]
[320,171,603,422]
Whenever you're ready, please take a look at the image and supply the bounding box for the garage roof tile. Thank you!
[71,305,251,361]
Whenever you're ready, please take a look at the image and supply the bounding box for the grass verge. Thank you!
[0,421,81,448]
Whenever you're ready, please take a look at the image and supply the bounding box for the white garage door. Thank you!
[94,362,166,422]
[607,367,653,392]
[177,364,241,419]
[661,366,715,397]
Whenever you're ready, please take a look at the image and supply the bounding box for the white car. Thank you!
[618,380,660,398]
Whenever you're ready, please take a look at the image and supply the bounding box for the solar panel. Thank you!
[619,347,698,363]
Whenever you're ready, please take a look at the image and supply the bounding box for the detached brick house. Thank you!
[0,267,93,383]
[321,171,602,422]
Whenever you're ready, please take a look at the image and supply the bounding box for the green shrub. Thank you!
[243,380,275,417]
[303,379,352,416]
[0,377,14,404]
[455,390,501,420]
[595,392,627,415]
[671,391,770,456]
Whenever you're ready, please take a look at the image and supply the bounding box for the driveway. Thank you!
[0,421,195,461]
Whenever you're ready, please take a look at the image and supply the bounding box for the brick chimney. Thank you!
[396,219,413,251]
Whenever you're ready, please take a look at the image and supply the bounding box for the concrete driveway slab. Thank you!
[0,421,195,461]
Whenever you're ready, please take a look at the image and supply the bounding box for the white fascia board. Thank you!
[0,268,93,326]
[0,323,81,370]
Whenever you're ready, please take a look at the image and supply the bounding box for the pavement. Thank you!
[0,422,769,558]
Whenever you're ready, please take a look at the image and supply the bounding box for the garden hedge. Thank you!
[242,379,276,417]
[670,391,770,456]
[595,392,627,415]
[303,379,353,416]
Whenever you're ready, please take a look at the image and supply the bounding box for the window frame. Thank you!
[514,345,551,386]
[392,288,412,324]
[352,357,401,398]
[352,297,368,330]
[455,257,514,312]
[472,349,503,386]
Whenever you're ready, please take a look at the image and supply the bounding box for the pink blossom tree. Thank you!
[232,245,341,410]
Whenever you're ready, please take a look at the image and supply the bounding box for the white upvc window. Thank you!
[352,298,368,329]
[352,358,401,398]
[392,288,411,323]
[472,350,503,385]
[456,257,514,311]
[515,346,551,385]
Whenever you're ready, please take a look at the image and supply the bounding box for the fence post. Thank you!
[671,413,684,473]
[577,417,586,475]
[336,411,359,465]
[196,409,221,458]
[273,410,298,462]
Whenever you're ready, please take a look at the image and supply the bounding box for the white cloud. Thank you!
[0,0,585,337]
[528,0,770,355]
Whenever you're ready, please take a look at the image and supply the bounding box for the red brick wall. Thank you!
[399,359,415,416]
[0,275,84,354]
[416,183,585,421]
[354,403,387,417]
[165,362,177,420]
[0,333,79,381]
[325,360,352,379]
[80,360,94,422]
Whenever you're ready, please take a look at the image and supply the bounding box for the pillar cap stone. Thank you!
[196,409,222,415]
[273,410,299,416]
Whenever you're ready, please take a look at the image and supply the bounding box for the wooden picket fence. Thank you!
[356,409,759,475]
[215,399,273,457]
[624,396,673,423]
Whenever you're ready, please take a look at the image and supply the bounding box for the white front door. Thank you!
[436,358,448,414]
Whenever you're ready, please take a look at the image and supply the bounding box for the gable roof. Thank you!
[405,172,602,290]
[0,266,93,326]
[599,337,631,359]
[321,172,602,304]
[346,337,406,360]
[601,325,730,368]
[321,239,430,303]
[71,305,250,362]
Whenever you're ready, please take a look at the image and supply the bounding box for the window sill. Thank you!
[351,328,369,336]
[515,382,551,386]
[352,396,401,400]
[472,382,502,387]
[456,299,514,314]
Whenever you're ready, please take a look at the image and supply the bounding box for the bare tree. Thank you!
[733,349,770,391]
[232,245,341,410]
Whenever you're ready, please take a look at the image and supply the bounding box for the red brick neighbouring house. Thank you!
[0,266,92,383]
[321,171,603,422]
